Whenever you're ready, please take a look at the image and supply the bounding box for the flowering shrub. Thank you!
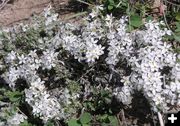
[0,5,179,125]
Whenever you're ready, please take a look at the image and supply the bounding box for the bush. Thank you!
[0,5,179,125]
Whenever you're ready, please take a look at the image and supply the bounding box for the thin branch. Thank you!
[117,112,122,126]
[158,112,165,126]
[76,0,94,6]
[16,107,27,117]
[162,3,176,37]
[163,0,180,8]
[64,11,87,20]
[77,65,94,82]
[0,0,10,10]
[121,109,127,126]
[151,110,157,126]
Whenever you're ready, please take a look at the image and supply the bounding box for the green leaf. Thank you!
[5,91,22,102]
[98,114,109,122]
[126,25,134,32]
[146,16,153,22]
[174,34,180,42]
[108,5,114,10]
[175,13,180,21]
[174,47,180,53]
[80,112,92,124]
[130,14,142,28]
[20,121,33,126]
[101,123,109,126]
[68,119,81,126]
[108,0,115,5]
[87,102,95,111]
[175,22,180,32]
[82,124,90,126]
[108,116,119,126]
[175,29,180,32]
[44,121,54,126]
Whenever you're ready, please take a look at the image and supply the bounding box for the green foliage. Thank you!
[83,88,112,114]
[67,112,92,126]
[68,119,81,126]
[67,87,118,126]
[174,21,180,42]
[108,116,119,126]
[146,15,153,22]
[4,91,23,102]
[97,114,119,126]
[129,14,142,28]
[175,12,180,21]
[67,112,119,126]
[0,88,23,103]
[80,112,92,124]
[20,121,34,126]
[66,79,81,93]
[44,120,55,126]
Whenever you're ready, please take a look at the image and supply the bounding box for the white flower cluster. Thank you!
[58,9,105,63]
[2,49,78,122]
[41,49,59,70]
[25,77,62,122]
[0,5,179,124]
[0,102,27,126]
[106,15,133,65]
[3,50,41,88]
[3,48,59,88]
[7,112,27,126]
[108,18,179,112]
[43,5,58,26]
[113,84,133,105]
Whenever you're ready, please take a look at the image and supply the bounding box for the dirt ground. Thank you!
[0,0,70,26]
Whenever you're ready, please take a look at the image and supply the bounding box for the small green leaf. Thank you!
[68,119,81,126]
[20,121,33,126]
[108,116,119,126]
[146,16,153,22]
[126,25,134,32]
[101,123,109,126]
[174,47,180,53]
[174,34,180,42]
[5,91,22,102]
[99,114,108,122]
[44,121,54,126]
[108,5,114,10]
[82,124,90,126]
[80,112,92,124]
[175,29,180,32]
[130,14,142,28]
[175,13,180,21]
[87,102,95,111]
[108,0,115,5]
[175,22,180,32]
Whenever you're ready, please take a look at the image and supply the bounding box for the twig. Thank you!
[76,0,94,6]
[16,107,27,117]
[151,110,157,126]
[116,1,122,8]
[162,2,176,37]
[163,74,166,87]
[163,0,180,8]
[128,3,131,31]
[64,11,88,20]
[158,112,165,126]
[121,109,127,126]
[77,66,94,82]
[0,0,10,10]
[117,112,122,126]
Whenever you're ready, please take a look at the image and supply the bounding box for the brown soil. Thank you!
[0,0,70,26]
